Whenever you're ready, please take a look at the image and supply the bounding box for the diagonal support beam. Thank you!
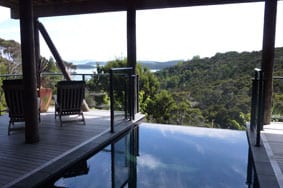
[37,21,90,111]
[37,21,71,81]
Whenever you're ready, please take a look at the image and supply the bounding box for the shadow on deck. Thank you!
[0,108,144,187]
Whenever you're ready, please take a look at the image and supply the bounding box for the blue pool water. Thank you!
[53,123,248,188]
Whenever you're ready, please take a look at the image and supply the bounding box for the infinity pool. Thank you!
[52,123,248,188]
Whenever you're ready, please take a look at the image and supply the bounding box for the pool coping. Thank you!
[4,114,144,188]
[261,133,283,186]
[246,124,280,188]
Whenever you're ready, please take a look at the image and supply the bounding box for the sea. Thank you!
[74,67,159,75]
[71,68,159,81]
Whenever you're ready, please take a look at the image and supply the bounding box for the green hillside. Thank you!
[155,48,283,129]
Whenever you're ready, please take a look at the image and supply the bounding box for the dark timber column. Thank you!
[19,0,40,143]
[127,7,138,115]
[262,0,277,125]
[127,8,137,72]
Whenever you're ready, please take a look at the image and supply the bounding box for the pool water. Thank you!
[53,123,248,188]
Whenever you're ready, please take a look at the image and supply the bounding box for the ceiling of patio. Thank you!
[0,0,264,18]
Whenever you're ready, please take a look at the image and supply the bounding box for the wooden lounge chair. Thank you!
[1,79,41,135]
[55,80,86,126]
[2,79,24,135]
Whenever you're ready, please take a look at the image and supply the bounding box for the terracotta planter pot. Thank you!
[40,87,52,112]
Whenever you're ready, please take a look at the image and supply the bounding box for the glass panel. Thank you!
[112,133,130,188]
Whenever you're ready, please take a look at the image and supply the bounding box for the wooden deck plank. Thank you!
[0,109,111,187]
[0,109,144,187]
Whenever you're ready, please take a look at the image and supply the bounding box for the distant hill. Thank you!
[139,60,182,70]
[74,60,182,70]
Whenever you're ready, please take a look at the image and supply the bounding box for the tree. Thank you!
[0,38,21,74]
[39,57,60,89]
[87,58,160,113]
[146,90,176,123]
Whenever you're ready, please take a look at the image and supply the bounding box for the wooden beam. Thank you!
[19,0,40,143]
[261,0,277,125]
[10,0,265,18]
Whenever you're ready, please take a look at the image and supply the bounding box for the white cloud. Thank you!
[138,153,165,170]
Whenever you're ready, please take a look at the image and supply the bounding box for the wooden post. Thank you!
[127,8,137,73]
[19,0,40,143]
[261,0,277,125]
[127,7,137,115]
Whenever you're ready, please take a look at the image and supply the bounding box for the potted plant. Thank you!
[37,57,56,112]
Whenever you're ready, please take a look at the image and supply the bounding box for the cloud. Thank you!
[138,153,165,170]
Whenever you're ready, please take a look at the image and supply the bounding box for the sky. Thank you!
[0,2,283,62]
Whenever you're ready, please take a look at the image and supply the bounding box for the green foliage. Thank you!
[87,58,160,112]
[0,38,22,74]
[156,48,283,129]
[0,38,22,111]
[39,57,61,89]
[146,90,176,123]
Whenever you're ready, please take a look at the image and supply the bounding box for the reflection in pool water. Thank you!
[53,123,249,188]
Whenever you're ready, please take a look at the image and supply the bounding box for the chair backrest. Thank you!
[56,81,86,112]
[2,79,24,119]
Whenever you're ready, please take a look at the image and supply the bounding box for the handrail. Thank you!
[0,72,109,82]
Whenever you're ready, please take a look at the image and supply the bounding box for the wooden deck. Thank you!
[247,122,283,188]
[0,108,144,187]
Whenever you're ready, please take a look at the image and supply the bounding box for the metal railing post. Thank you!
[130,74,137,120]
[256,69,264,147]
[136,74,139,113]
[110,69,114,133]
[124,74,128,120]
[250,77,258,131]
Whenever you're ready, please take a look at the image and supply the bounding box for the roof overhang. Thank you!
[0,0,265,18]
